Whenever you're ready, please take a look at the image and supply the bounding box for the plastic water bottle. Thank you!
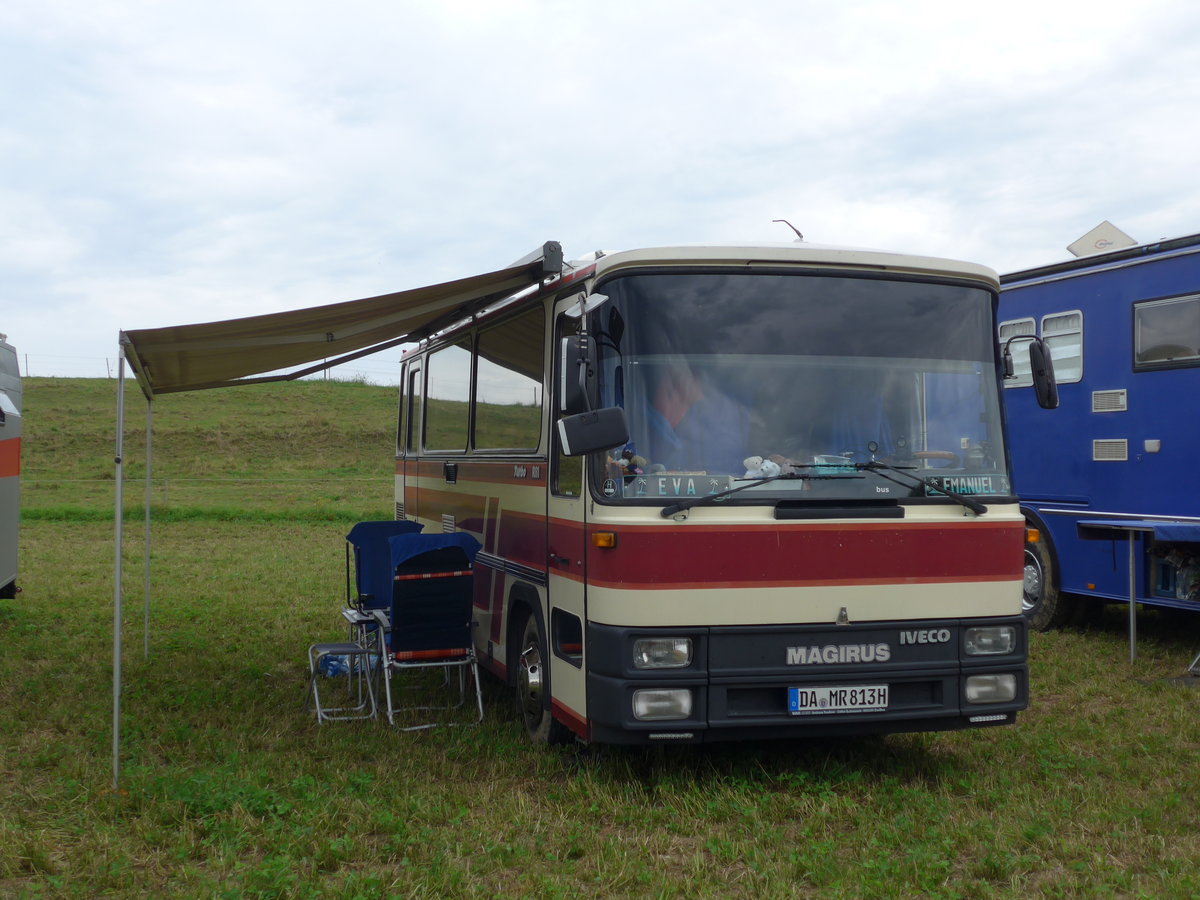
[319,654,350,677]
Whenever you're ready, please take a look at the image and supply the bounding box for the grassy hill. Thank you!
[21,377,400,519]
[9,382,1200,897]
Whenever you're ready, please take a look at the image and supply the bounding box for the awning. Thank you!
[110,241,562,790]
[1077,519,1200,543]
[120,241,563,397]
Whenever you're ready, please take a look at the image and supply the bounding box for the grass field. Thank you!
[3,377,1200,898]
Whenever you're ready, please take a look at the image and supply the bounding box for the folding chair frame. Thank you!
[379,563,484,731]
[306,625,380,724]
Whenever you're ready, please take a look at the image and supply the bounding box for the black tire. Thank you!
[514,610,572,745]
[0,579,14,600]
[1023,530,1077,631]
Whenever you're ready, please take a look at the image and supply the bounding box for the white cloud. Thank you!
[3,0,1200,376]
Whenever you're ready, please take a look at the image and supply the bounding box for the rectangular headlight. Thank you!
[633,637,692,669]
[964,625,1017,656]
[633,688,693,720]
[965,673,1017,704]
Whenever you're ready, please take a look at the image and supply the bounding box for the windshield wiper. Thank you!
[659,472,861,518]
[857,461,987,515]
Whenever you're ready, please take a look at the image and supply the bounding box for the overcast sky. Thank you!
[4,0,1199,381]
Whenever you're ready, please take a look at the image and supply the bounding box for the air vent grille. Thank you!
[1092,390,1127,412]
[441,514,456,534]
[395,502,405,520]
[1093,439,1128,461]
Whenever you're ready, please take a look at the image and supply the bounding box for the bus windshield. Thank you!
[590,270,1012,505]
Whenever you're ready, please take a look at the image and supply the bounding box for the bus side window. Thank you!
[474,306,545,450]
[406,363,423,454]
[424,340,471,451]
[553,309,583,497]
[555,444,583,498]
[396,367,407,457]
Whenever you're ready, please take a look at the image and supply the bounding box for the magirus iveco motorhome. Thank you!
[395,241,1053,745]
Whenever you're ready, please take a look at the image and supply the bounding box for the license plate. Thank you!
[789,684,889,715]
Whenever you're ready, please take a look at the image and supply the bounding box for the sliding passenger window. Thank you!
[1134,294,1200,370]
[1041,310,1083,384]
[552,309,582,497]
[998,318,1035,387]
[474,307,545,450]
[405,364,422,454]
[424,340,471,451]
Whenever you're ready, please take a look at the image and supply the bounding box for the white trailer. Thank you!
[0,334,20,598]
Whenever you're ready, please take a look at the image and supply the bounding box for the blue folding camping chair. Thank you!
[305,520,424,723]
[379,532,484,730]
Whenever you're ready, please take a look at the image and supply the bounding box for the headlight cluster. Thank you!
[965,674,1018,704]
[631,638,694,721]
[964,625,1017,656]
[633,637,692,669]
[633,688,693,720]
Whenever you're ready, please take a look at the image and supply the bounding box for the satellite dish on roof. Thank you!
[1067,221,1136,257]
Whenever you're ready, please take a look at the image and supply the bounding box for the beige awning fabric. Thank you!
[109,241,562,790]
[120,242,562,397]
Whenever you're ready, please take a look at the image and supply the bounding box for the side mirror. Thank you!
[1002,334,1059,410]
[557,407,629,457]
[558,334,597,416]
[1029,338,1059,410]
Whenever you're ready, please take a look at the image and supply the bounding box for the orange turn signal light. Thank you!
[591,531,617,549]
[1025,527,1040,544]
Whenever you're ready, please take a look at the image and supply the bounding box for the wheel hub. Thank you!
[1022,550,1043,613]
[518,642,543,721]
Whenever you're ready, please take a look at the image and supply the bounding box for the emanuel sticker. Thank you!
[926,474,1011,496]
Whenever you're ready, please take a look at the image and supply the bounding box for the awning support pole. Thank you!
[144,400,152,659]
[113,350,126,791]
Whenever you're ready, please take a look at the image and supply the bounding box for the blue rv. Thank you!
[1000,233,1200,630]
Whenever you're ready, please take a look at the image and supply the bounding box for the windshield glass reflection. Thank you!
[591,271,1010,504]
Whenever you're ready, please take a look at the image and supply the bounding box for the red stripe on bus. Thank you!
[551,699,589,740]
[583,521,1023,590]
[0,437,18,478]
[400,459,548,486]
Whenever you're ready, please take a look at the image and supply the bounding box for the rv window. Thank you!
[1041,310,1083,384]
[396,370,407,457]
[424,340,471,451]
[552,310,584,497]
[1134,294,1200,370]
[474,307,545,450]
[405,364,422,454]
[998,318,1035,387]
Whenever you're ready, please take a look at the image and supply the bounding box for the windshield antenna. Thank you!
[772,219,804,241]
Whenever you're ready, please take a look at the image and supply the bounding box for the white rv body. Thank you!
[0,334,20,598]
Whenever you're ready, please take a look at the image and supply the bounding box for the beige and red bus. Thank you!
[395,242,1041,744]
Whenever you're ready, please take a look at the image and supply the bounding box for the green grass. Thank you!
[4,377,1200,897]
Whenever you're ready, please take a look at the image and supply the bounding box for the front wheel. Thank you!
[1023,530,1077,631]
[514,611,572,745]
